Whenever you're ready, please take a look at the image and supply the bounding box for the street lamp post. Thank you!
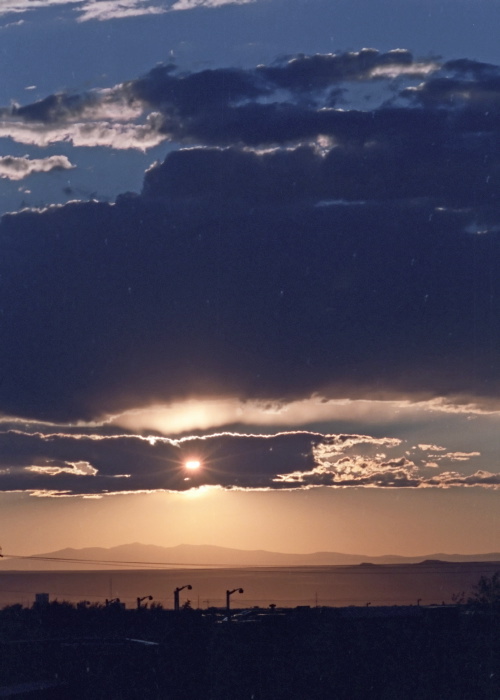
[105,598,121,607]
[174,584,192,611]
[226,588,244,619]
[137,595,153,609]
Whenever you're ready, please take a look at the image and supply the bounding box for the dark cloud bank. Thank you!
[1,49,500,492]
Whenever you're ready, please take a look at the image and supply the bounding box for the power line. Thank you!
[1,552,498,574]
[1,553,213,569]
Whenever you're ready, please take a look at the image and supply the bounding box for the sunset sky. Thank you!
[2,0,500,558]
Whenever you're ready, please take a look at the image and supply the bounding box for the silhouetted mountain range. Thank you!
[1,543,500,570]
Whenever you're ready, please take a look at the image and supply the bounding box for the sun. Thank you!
[184,459,201,471]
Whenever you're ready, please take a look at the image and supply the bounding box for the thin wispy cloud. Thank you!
[0,0,253,21]
[0,155,74,180]
[0,0,80,19]
[169,0,255,9]
[0,115,166,150]
[0,89,165,150]
[77,0,167,22]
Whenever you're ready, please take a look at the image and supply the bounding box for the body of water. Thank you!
[1,561,498,609]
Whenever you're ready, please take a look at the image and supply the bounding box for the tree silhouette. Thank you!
[467,572,500,608]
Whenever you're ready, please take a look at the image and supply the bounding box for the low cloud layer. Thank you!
[0,428,490,496]
[1,50,500,432]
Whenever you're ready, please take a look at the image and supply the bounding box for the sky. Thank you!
[2,0,500,558]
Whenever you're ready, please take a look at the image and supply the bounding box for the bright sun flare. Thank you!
[185,459,201,471]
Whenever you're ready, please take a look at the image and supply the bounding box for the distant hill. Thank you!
[1,543,500,570]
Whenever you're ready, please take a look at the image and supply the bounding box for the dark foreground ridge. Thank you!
[0,601,499,699]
